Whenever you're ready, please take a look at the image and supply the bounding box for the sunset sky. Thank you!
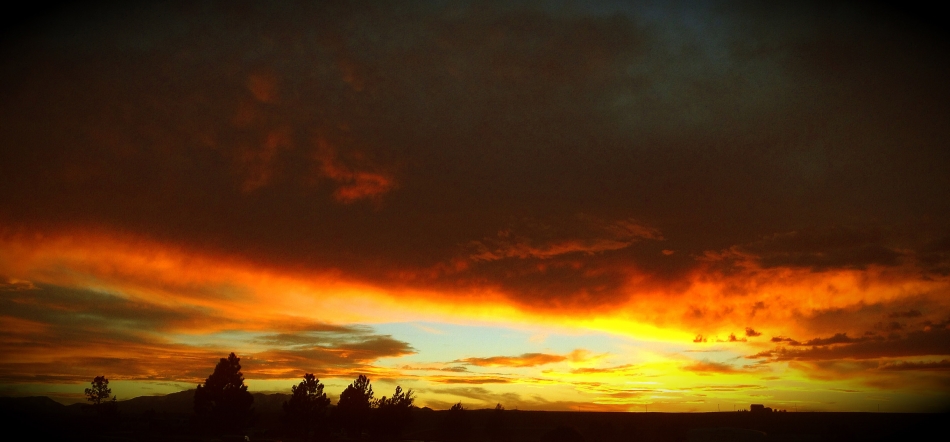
[1,1,949,413]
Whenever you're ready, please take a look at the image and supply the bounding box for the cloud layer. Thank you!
[1,1,949,410]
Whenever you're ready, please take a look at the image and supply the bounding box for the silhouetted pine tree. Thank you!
[284,373,331,441]
[370,386,414,440]
[85,376,118,417]
[194,353,254,433]
[487,403,509,442]
[335,374,374,438]
[441,402,471,442]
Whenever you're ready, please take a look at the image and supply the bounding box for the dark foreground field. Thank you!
[0,395,944,442]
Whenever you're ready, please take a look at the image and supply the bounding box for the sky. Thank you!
[1,1,949,412]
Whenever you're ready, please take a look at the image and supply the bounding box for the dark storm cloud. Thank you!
[433,215,667,309]
[245,334,415,379]
[253,327,377,346]
[798,333,873,347]
[466,216,661,262]
[0,287,229,383]
[247,328,417,377]
[918,235,950,275]
[1,0,949,308]
[889,309,923,319]
[780,358,950,392]
[771,336,800,345]
[443,253,634,310]
[0,283,228,333]
[878,360,950,371]
[749,328,950,362]
[788,296,949,338]
[736,227,906,271]
[874,321,904,332]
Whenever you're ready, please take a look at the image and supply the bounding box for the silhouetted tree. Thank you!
[85,376,111,405]
[284,373,331,441]
[85,375,117,416]
[487,403,509,442]
[441,401,471,442]
[194,352,254,433]
[335,374,374,438]
[370,386,414,440]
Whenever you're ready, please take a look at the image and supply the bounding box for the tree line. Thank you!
[86,352,419,441]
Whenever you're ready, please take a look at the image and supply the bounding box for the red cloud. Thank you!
[468,217,661,262]
[315,138,396,204]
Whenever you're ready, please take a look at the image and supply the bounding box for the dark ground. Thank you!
[0,396,944,442]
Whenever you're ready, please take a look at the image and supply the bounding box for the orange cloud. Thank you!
[681,360,746,375]
[314,138,396,204]
[568,364,638,375]
[613,258,950,347]
[456,353,567,368]
[468,217,661,262]
[428,376,515,384]
[2,224,949,406]
[0,228,406,330]
[0,224,950,356]
[4,223,950,352]
[0,276,36,291]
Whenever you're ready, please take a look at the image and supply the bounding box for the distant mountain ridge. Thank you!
[0,390,292,415]
[0,395,69,414]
